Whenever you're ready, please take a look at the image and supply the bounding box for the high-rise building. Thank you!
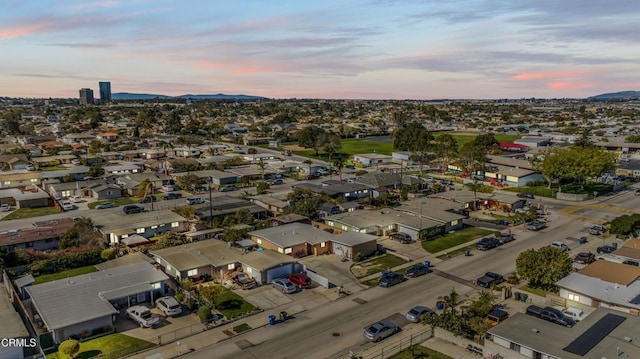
[79,88,94,105]
[99,81,112,102]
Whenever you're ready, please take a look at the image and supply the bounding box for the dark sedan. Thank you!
[574,252,596,264]
[476,237,499,251]
[596,245,617,254]
[405,263,429,278]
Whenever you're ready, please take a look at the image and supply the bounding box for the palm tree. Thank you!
[333,156,347,181]
[303,159,313,178]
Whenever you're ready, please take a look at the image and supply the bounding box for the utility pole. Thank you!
[208,178,213,228]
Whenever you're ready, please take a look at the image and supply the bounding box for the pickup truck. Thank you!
[486,308,509,326]
[126,305,160,328]
[476,272,505,288]
[526,305,575,327]
[231,272,257,290]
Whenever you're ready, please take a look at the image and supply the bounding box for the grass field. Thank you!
[46,333,155,359]
[33,265,98,285]
[2,207,59,221]
[422,227,494,253]
[215,288,258,319]
[389,345,453,359]
[351,254,408,279]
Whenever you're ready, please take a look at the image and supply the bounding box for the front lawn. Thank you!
[33,265,98,285]
[389,345,453,359]
[46,333,155,359]
[351,254,408,279]
[505,182,614,198]
[520,284,553,297]
[422,227,493,253]
[215,288,257,319]
[2,207,59,221]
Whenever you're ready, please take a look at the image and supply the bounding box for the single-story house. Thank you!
[331,232,378,260]
[354,172,427,192]
[514,136,552,148]
[46,180,107,199]
[0,154,30,170]
[0,171,42,189]
[89,184,122,200]
[248,222,334,258]
[184,169,240,186]
[353,153,393,167]
[391,151,415,165]
[40,167,89,182]
[324,209,398,236]
[0,218,74,252]
[615,159,640,178]
[0,284,30,359]
[102,163,141,175]
[295,180,372,201]
[0,188,51,209]
[192,196,269,223]
[98,209,189,245]
[250,193,290,214]
[25,261,170,342]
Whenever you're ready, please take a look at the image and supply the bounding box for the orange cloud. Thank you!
[547,81,595,90]
[511,70,592,81]
[0,25,41,39]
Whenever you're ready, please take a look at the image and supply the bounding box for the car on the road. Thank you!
[186,197,204,205]
[271,278,297,294]
[126,305,160,328]
[597,245,617,254]
[363,321,399,342]
[526,221,547,231]
[286,273,312,288]
[269,179,284,186]
[162,193,183,200]
[138,196,157,203]
[378,272,404,288]
[122,205,144,214]
[476,272,505,288]
[405,306,433,323]
[635,189,640,196]
[155,296,182,317]
[405,263,429,278]
[574,252,596,264]
[219,185,237,192]
[476,237,499,251]
[95,202,116,209]
[588,227,603,235]
[517,193,535,199]
[550,241,570,252]
[496,233,515,245]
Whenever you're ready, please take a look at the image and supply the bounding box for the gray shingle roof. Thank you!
[248,222,333,247]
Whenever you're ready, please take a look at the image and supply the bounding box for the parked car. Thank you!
[122,205,144,214]
[486,308,509,326]
[162,193,183,200]
[363,321,399,342]
[496,233,515,245]
[95,202,116,209]
[162,184,176,192]
[186,197,204,205]
[390,232,412,244]
[269,179,284,186]
[155,296,182,317]
[405,306,433,323]
[562,307,587,322]
[574,252,596,264]
[550,241,570,252]
[287,273,312,288]
[69,195,82,203]
[517,193,535,199]
[231,272,257,290]
[597,244,617,254]
[526,221,547,231]
[378,272,404,288]
[25,164,35,171]
[0,204,10,212]
[476,272,504,288]
[405,263,429,278]
[60,201,75,211]
[126,305,160,328]
[271,278,297,294]
[138,196,157,203]
[476,237,499,251]
[526,305,575,327]
[219,185,237,192]
[71,158,81,165]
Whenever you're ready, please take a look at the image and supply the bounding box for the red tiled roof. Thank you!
[498,142,528,149]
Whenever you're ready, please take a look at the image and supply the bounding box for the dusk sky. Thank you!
[1,0,638,99]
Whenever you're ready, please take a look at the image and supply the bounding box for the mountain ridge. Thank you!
[588,91,640,100]
[112,92,267,100]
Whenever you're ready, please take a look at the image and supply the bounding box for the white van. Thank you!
[186,197,204,205]
[550,241,570,252]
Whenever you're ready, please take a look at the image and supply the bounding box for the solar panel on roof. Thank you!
[563,313,626,356]
[629,293,640,305]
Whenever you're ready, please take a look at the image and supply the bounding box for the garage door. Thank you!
[266,264,293,283]
[333,243,350,259]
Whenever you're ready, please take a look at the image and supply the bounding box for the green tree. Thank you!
[609,214,640,235]
[625,134,640,143]
[516,247,572,291]
[255,181,269,194]
[285,187,328,219]
[101,248,116,260]
[87,164,105,177]
[176,173,202,192]
[62,174,75,183]
[435,133,458,173]
[88,140,103,156]
[197,306,213,323]
[198,285,223,308]
[152,232,186,250]
[165,110,182,134]
[172,205,196,220]
[234,208,254,224]
[573,128,594,148]
[58,339,80,358]
[392,122,430,151]
[321,132,342,178]
[296,126,326,155]
[472,133,498,149]
[222,226,250,242]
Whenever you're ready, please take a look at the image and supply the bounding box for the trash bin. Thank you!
[436,301,445,310]
[424,261,431,269]
[520,293,528,302]
[515,292,521,301]
[268,315,276,326]
[279,311,287,322]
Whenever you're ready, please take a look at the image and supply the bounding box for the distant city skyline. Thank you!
[1,1,639,99]
[99,81,111,102]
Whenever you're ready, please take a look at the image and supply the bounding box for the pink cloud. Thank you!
[511,70,593,81]
[0,24,46,39]
[547,81,595,90]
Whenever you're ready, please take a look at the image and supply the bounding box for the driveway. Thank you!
[239,285,293,310]
[298,255,367,294]
[377,236,427,261]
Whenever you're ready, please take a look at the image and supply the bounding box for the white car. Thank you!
[60,201,75,211]
[126,305,160,328]
[186,197,204,205]
[0,204,10,212]
[155,296,182,317]
[70,195,82,203]
[162,184,175,192]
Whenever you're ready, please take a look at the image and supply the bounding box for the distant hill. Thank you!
[588,91,640,100]
[112,92,266,101]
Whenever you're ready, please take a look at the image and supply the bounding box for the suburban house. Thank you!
[0,218,73,252]
[96,132,119,143]
[24,261,170,342]
[248,223,333,258]
[192,196,269,224]
[354,172,427,192]
[514,136,552,147]
[40,167,89,182]
[116,173,172,195]
[324,209,399,236]
[615,159,640,178]
[395,199,467,236]
[271,214,311,227]
[250,193,290,214]
[555,260,640,315]
[295,180,372,201]
[186,169,240,186]
[485,309,640,359]
[89,183,122,200]
[0,154,30,170]
[150,239,300,284]
[318,203,341,219]
[0,171,42,189]
[102,163,141,175]
[330,232,378,260]
[352,153,393,167]
[391,151,415,165]
[0,188,51,209]
[97,209,189,245]
[172,146,201,158]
